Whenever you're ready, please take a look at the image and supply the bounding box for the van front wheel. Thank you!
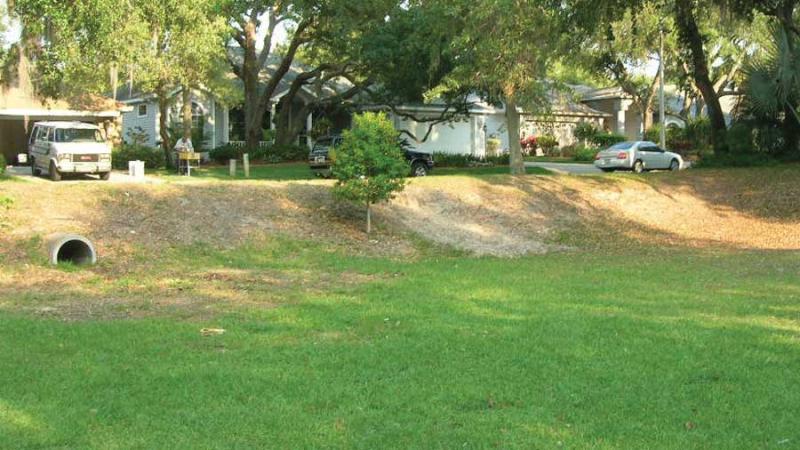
[49,161,62,182]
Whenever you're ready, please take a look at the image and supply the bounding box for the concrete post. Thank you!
[243,153,250,178]
[229,159,236,177]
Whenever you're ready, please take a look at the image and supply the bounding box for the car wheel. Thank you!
[633,160,645,174]
[412,162,428,177]
[99,171,111,181]
[669,159,680,171]
[49,161,62,182]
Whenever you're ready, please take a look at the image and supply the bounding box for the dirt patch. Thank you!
[2,167,799,263]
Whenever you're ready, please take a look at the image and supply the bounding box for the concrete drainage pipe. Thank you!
[48,234,97,266]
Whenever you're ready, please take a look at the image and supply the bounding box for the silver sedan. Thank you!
[594,141,684,173]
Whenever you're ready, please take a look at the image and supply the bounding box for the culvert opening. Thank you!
[48,235,97,266]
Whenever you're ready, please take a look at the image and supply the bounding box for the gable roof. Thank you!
[115,51,355,105]
[580,86,632,102]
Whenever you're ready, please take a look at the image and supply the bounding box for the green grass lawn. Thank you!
[1,240,798,448]
[152,163,551,181]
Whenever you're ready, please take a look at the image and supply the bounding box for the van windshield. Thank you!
[55,128,104,143]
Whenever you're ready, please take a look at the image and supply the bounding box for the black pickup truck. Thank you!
[309,136,434,177]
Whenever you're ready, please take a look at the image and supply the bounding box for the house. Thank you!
[577,85,741,140]
[118,60,355,151]
[118,87,230,150]
[0,48,126,164]
[375,93,611,157]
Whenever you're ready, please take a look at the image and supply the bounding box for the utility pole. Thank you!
[659,21,667,149]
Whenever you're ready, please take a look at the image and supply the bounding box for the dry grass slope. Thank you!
[1,166,798,261]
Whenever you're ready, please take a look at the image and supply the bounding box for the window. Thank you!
[137,104,148,117]
[639,144,661,153]
[610,142,635,150]
[191,102,203,129]
[54,128,104,143]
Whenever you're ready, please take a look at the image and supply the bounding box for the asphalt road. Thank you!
[525,161,604,175]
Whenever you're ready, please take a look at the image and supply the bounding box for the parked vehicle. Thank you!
[28,122,112,181]
[594,141,683,173]
[309,135,434,177]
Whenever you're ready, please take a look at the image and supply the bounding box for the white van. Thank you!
[28,122,112,181]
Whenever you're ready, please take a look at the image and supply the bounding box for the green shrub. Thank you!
[431,152,510,167]
[262,129,276,143]
[697,152,777,168]
[264,144,308,163]
[209,144,244,164]
[591,132,627,148]
[537,135,559,155]
[432,152,475,167]
[332,112,408,233]
[726,122,754,155]
[0,154,6,175]
[574,145,599,162]
[574,122,598,143]
[558,144,577,158]
[485,153,510,165]
[486,138,502,157]
[644,125,694,155]
[112,145,165,170]
[684,117,712,151]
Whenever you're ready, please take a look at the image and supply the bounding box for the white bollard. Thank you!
[229,159,237,177]
[243,153,250,178]
[128,160,145,181]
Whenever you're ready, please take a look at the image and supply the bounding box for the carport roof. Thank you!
[0,108,121,118]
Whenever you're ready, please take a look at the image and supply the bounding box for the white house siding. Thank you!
[121,102,159,147]
[484,113,509,153]
[391,113,475,155]
[121,89,219,149]
[214,104,228,149]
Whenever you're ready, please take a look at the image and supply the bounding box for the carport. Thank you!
[0,109,121,164]
[0,49,124,164]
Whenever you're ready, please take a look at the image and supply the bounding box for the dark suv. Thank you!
[309,136,434,177]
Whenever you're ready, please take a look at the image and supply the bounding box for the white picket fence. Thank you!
[227,141,272,148]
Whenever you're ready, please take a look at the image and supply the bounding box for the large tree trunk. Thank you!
[274,98,311,147]
[233,19,310,152]
[675,0,728,153]
[181,87,192,140]
[505,95,525,175]
[157,84,172,169]
[241,20,263,152]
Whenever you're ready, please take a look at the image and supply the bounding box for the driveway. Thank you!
[5,166,162,184]
[525,161,603,175]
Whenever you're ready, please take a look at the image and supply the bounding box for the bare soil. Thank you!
[2,167,799,261]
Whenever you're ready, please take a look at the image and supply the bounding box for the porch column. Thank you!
[222,106,229,144]
[270,103,276,130]
[614,99,631,136]
[306,113,313,149]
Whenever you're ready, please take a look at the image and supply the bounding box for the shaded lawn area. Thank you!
[151,163,551,181]
[1,242,798,448]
